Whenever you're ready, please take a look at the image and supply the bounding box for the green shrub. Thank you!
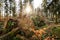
[6,19,18,32]
[32,15,45,28]
[52,27,60,38]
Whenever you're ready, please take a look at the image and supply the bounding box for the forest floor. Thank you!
[0,17,60,40]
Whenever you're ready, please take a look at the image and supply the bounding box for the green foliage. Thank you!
[8,21,15,27]
[13,37,20,40]
[0,21,4,29]
[5,19,18,33]
[18,30,25,36]
[43,0,60,22]
[52,27,60,38]
[6,21,15,32]
[32,15,45,28]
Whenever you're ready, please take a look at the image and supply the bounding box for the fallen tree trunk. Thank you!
[0,27,20,39]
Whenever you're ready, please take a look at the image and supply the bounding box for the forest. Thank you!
[0,0,60,40]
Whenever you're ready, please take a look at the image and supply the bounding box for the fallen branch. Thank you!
[0,27,20,39]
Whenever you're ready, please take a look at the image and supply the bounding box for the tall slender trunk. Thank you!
[19,0,22,17]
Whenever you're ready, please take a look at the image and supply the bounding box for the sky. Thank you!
[13,0,43,16]
[47,0,52,5]
[32,0,43,9]
[22,0,43,9]
[14,0,43,14]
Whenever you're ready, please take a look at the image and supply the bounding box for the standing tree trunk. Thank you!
[19,0,22,18]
